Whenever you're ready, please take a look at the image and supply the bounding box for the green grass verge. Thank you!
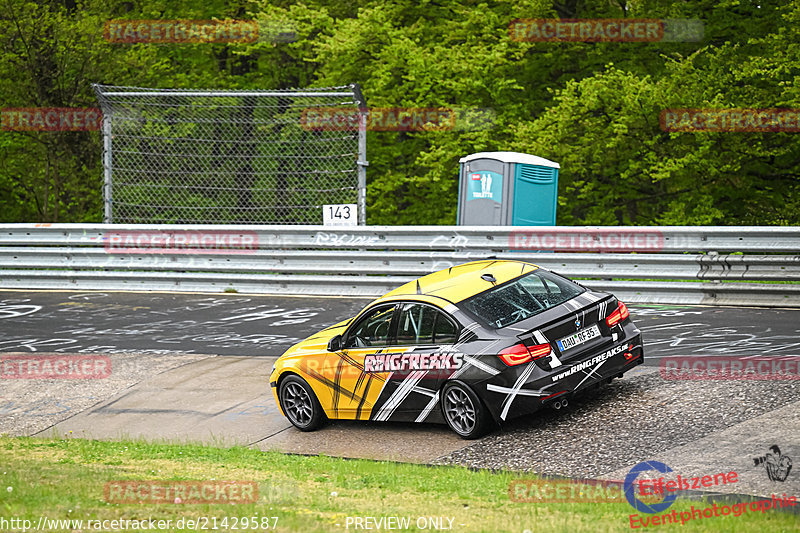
[1,437,797,532]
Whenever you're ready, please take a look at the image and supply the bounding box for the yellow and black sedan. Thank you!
[269,260,643,439]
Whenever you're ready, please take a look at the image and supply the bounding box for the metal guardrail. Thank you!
[1,224,799,307]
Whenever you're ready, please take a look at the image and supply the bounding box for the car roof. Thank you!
[377,259,540,305]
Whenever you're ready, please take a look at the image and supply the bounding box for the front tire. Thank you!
[441,381,492,439]
[279,375,325,431]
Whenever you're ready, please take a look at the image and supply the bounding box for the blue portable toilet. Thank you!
[457,151,560,226]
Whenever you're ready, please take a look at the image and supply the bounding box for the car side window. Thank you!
[345,305,396,348]
[396,303,459,346]
[396,304,436,345]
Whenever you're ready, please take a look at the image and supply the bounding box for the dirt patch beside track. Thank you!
[1,352,213,436]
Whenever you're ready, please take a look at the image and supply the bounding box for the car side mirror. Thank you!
[327,334,343,352]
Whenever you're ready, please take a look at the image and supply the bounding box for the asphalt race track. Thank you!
[3,290,799,360]
[0,291,367,357]
[1,290,798,498]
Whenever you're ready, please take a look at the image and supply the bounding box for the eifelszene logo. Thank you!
[624,461,678,514]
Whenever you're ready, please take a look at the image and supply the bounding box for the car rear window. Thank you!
[460,270,585,329]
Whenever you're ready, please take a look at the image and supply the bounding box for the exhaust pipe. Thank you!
[551,398,569,410]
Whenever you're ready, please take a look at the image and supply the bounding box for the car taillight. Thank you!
[606,301,630,327]
[528,343,552,359]
[499,342,551,366]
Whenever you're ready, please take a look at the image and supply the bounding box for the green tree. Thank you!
[509,0,800,225]
[0,0,173,222]
[0,0,797,225]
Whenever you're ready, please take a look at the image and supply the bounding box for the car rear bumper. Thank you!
[479,323,643,424]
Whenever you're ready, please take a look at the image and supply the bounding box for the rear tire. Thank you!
[279,375,325,431]
[440,381,492,439]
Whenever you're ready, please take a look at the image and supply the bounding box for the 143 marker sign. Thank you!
[323,204,357,226]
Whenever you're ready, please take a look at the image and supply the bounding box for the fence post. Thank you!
[102,113,113,224]
[352,83,368,226]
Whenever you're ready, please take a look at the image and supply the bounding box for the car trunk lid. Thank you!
[507,291,618,369]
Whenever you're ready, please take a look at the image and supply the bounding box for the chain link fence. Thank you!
[93,84,366,224]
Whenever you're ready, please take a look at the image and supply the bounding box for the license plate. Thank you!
[556,325,601,351]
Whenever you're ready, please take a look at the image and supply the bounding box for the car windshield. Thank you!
[460,270,585,329]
